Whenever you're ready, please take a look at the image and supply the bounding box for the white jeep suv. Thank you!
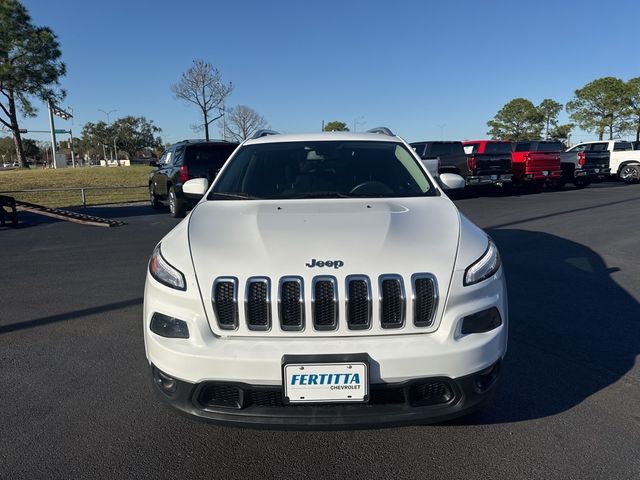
[143,129,508,428]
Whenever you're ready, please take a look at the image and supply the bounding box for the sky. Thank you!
[14,0,640,145]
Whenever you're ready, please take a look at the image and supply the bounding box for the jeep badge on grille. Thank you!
[305,259,344,269]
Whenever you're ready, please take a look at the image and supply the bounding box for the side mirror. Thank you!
[183,178,209,198]
[438,173,465,191]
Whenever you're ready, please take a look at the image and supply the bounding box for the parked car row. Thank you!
[409,139,640,192]
[149,135,640,217]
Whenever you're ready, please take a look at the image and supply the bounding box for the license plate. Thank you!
[542,170,549,176]
[283,362,368,403]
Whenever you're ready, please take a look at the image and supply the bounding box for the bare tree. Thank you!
[171,60,233,141]
[223,105,268,142]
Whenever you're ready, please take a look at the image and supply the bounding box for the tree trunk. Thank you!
[203,109,209,141]
[7,90,28,168]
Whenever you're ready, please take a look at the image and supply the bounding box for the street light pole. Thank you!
[48,101,58,169]
[69,130,76,167]
[98,108,117,163]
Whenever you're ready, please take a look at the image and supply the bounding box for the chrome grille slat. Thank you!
[212,277,238,330]
[412,274,438,327]
[279,277,304,331]
[345,275,371,330]
[379,275,405,328]
[245,277,271,331]
[312,277,338,331]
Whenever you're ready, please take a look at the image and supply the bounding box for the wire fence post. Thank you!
[81,188,86,207]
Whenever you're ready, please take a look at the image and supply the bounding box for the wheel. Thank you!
[168,187,186,218]
[619,164,640,183]
[149,184,162,209]
[572,178,591,189]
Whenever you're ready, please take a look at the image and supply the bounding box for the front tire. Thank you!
[168,187,186,218]
[619,164,640,183]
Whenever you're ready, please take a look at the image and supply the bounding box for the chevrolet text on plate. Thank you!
[143,128,507,429]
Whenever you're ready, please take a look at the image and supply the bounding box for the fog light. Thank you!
[154,368,177,393]
[474,361,500,393]
[461,307,502,334]
[150,312,189,338]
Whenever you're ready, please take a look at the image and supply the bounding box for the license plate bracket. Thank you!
[282,353,370,404]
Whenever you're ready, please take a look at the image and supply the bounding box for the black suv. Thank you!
[149,140,238,217]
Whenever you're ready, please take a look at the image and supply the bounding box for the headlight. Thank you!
[464,238,501,286]
[149,244,186,290]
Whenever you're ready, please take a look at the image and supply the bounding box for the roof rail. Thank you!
[366,127,395,136]
[251,129,280,139]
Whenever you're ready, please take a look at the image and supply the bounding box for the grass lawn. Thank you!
[0,165,153,208]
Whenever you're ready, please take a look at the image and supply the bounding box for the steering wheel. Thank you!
[348,181,394,195]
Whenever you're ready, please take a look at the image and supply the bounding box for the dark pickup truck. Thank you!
[558,144,610,188]
[411,140,511,187]
[462,140,513,186]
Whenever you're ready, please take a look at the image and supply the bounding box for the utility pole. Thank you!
[47,101,58,169]
[69,130,76,167]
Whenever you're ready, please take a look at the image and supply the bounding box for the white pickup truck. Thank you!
[566,140,640,183]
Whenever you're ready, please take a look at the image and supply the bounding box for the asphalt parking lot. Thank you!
[1,183,639,480]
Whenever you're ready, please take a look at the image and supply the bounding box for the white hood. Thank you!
[188,197,461,336]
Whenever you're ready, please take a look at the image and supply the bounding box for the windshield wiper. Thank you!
[209,192,261,200]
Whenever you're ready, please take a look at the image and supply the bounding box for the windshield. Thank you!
[209,140,436,200]
[484,142,512,154]
[536,142,563,152]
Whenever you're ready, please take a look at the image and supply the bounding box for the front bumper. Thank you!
[143,256,508,429]
[150,359,502,429]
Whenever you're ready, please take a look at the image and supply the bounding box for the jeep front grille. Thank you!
[412,274,437,327]
[212,278,238,330]
[245,277,270,331]
[279,277,304,331]
[379,275,405,328]
[312,277,338,331]
[210,273,438,335]
[346,276,371,329]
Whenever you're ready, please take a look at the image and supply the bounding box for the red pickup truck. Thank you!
[511,141,563,191]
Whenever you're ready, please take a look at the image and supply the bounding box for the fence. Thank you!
[0,185,148,208]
